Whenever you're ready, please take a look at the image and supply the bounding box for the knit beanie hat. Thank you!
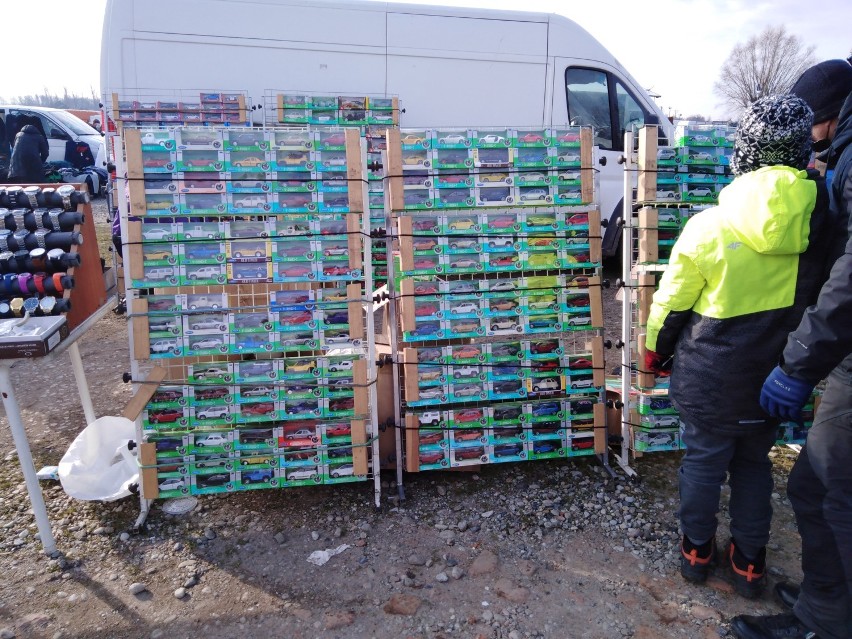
[790,59,852,123]
[731,95,813,176]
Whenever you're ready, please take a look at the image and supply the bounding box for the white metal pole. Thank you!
[619,131,637,476]
[68,342,96,426]
[0,364,58,555]
[360,136,381,509]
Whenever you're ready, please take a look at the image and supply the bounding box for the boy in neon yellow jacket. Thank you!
[645,95,841,598]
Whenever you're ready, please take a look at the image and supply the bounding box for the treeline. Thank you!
[0,89,99,110]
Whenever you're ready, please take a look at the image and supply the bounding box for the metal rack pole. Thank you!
[381,149,405,502]
[360,136,381,509]
[617,131,638,478]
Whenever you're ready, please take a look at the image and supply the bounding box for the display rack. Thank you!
[380,126,611,495]
[114,122,382,515]
[615,124,818,471]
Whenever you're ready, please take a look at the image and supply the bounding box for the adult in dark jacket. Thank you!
[645,95,841,599]
[733,60,852,639]
[7,124,48,183]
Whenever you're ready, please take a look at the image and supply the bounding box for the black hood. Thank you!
[19,124,41,135]
[824,91,852,169]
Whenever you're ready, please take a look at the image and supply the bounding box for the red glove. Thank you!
[645,349,672,377]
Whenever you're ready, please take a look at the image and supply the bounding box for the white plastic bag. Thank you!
[58,416,138,501]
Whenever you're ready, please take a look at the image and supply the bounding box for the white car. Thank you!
[451,258,479,269]
[449,239,478,250]
[559,190,582,200]
[144,266,175,280]
[183,225,220,239]
[487,238,515,249]
[532,377,561,392]
[528,298,557,310]
[190,317,226,331]
[187,265,222,279]
[450,283,478,293]
[689,151,715,162]
[190,337,224,350]
[418,411,441,426]
[479,134,505,145]
[453,366,480,379]
[195,432,229,445]
[569,377,595,389]
[323,246,348,256]
[242,386,274,397]
[490,319,520,331]
[158,477,185,492]
[287,467,318,481]
[324,334,351,344]
[418,388,444,400]
[450,302,479,314]
[655,189,679,200]
[558,171,581,181]
[490,281,516,292]
[150,339,178,353]
[196,406,230,420]
[142,227,173,241]
[687,187,713,198]
[657,211,681,224]
[520,189,548,201]
[148,319,177,332]
[690,134,712,143]
[330,464,354,478]
[645,433,676,447]
[557,154,581,163]
[187,296,222,310]
[518,172,547,183]
[566,316,591,327]
[286,428,316,439]
[657,148,677,161]
[234,195,268,208]
[328,360,354,373]
[652,415,680,428]
[438,134,469,145]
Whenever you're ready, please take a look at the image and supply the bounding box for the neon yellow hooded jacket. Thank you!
[646,166,835,432]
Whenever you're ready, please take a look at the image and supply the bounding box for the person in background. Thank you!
[732,58,852,639]
[7,123,48,183]
[644,95,841,600]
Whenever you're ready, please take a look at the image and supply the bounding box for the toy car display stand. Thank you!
[113,122,381,527]
[380,126,611,499]
[612,124,813,474]
[0,296,117,555]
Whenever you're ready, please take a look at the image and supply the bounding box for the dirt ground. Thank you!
[0,201,807,639]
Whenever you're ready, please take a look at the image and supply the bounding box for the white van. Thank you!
[0,105,106,170]
[101,0,674,256]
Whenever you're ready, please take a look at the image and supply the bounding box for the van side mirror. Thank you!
[49,128,70,140]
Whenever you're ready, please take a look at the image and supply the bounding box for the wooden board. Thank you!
[385,128,404,212]
[398,277,416,333]
[404,412,421,473]
[593,402,607,454]
[351,419,369,475]
[637,125,658,203]
[588,275,603,329]
[590,335,605,387]
[403,347,420,402]
[637,273,656,326]
[636,333,656,390]
[139,442,160,499]
[638,207,659,263]
[588,208,602,263]
[580,126,595,204]
[345,129,365,214]
[122,366,169,421]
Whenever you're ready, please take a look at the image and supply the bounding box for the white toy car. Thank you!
[195,432,229,446]
[196,407,230,420]
[438,134,469,145]
[450,302,479,314]
[532,377,561,392]
[478,134,505,145]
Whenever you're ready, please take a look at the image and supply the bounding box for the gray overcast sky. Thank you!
[4,0,850,119]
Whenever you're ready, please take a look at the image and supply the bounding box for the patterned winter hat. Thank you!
[731,95,814,176]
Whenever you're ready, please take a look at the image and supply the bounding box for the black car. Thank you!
[493,426,523,439]
[493,405,522,421]
[493,380,522,393]
[196,473,230,488]
[491,343,521,357]
[570,399,595,415]
[239,430,273,444]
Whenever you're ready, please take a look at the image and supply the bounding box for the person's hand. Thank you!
[645,349,672,377]
[760,366,814,425]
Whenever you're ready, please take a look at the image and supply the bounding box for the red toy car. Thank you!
[569,358,594,370]
[148,408,183,423]
[414,283,439,294]
[419,432,443,445]
[455,447,485,459]
[326,424,351,437]
[281,311,313,325]
[557,132,581,143]
[419,451,445,464]
[455,410,484,424]
[489,216,517,228]
[520,132,544,143]
[323,265,351,276]
[415,304,439,316]
[281,265,312,277]
[241,402,276,416]
[566,213,589,226]
[530,341,559,354]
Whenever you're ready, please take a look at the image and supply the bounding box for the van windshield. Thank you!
[49,110,100,136]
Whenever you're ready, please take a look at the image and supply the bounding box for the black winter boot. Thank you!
[727,538,766,599]
[774,582,800,610]
[680,535,717,583]
[730,612,819,638]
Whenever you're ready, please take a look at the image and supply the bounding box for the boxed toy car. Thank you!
[633,427,681,451]
[190,383,234,408]
[141,149,176,173]
[184,330,230,356]
[675,123,717,147]
[516,169,552,187]
[515,129,550,147]
[190,469,237,495]
[143,405,189,430]
[433,148,472,170]
[527,437,566,460]
[225,129,270,152]
[472,129,512,148]
[433,130,473,149]
[515,147,553,168]
[272,149,315,172]
[231,330,276,353]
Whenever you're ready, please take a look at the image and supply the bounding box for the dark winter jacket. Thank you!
[8,125,48,182]
[781,91,852,384]
[646,166,839,435]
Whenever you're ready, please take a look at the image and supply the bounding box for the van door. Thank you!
[555,63,667,257]
[9,109,69,163]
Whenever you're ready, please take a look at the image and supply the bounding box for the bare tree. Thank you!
[714,25,816,115]
[0,88,99,110]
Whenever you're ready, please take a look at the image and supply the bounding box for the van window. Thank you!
[565,67,659,151]
[10,110,61,140]
[565,68,612,149]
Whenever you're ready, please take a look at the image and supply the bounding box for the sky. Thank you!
[2,0,849,119]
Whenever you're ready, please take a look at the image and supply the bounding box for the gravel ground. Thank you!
[0,198,807,639]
